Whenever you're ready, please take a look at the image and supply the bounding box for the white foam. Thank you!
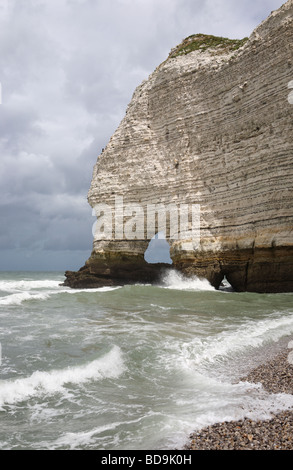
[191,389,293,434]
[45,411,162,450]
[0,282,121,306]
[0,291,52,306]
[0,346,125,407]
[162,312,293,377]
[63,286,122,295]
[160,270,215,291]
[0,278,63,306]
[49,422,123,449]
[0,280,61,292]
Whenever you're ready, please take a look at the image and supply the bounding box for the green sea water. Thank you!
[0,270,293,450]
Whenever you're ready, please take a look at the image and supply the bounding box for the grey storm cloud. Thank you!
[0,0,286,271]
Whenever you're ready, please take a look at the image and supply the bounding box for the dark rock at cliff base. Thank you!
[63,259,171,289]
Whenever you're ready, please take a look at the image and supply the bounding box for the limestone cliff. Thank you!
[64,0,293,293]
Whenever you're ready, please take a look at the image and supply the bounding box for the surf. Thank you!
[0,345,125,407]
[160,269,216,291]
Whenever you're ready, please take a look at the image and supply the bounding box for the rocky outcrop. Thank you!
[64,1,293,292]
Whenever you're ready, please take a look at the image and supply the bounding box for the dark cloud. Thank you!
[0,0,285,270]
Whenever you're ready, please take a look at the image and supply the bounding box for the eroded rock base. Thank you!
[174,246,293,293]
[63,246,293,293]
[63,252,170,289]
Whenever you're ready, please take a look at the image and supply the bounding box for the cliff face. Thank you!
[64,0,293,292]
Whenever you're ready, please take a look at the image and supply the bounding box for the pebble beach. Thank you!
[185,343,293,450]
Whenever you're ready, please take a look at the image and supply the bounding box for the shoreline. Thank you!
[185,339,293,450]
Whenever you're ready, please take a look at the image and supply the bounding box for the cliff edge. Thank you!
[64,0,293,292]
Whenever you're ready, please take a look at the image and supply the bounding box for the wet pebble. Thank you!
[185,346,293,450]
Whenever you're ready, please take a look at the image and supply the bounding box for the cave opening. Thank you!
[144,232,173,265]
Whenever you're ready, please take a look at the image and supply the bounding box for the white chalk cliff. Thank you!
[65,0,293,292]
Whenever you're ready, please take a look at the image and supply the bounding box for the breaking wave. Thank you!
[160,270,215,291]
[0,291,53,306]
[0,277,121,306]
[0,279,61,292]
[0,346,125,407]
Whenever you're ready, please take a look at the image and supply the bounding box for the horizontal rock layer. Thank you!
[64,0,293,292]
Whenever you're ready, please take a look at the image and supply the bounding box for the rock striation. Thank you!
[64,1,293,292]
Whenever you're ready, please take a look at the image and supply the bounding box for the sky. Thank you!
[0,0,286,271]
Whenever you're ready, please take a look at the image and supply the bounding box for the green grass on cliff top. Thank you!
[169,33,249,58]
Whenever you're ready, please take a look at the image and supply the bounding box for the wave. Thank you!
[0,284,122,306]
[160,270,215,291]
[49,421,125,450]
[0,291,52,306]
[164,312,293,376]
[0,279,62,292]
[63,286,122,295]
[0,346,125,407]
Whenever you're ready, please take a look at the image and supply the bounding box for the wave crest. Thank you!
[161,270,215,291]
[0,346,125,407]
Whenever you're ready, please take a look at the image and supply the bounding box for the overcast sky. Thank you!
[0,0,286,271]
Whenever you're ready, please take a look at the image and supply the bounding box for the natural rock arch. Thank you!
[64,1,293,293]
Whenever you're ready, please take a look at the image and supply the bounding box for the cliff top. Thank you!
[166,0,292,63]
[168,34,249,59]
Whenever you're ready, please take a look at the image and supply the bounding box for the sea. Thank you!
[0,269,293,451]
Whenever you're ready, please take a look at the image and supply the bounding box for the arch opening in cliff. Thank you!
[144,232,173,265]
[64,1,293,293]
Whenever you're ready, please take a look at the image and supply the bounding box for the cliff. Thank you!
[64,0,293,293]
